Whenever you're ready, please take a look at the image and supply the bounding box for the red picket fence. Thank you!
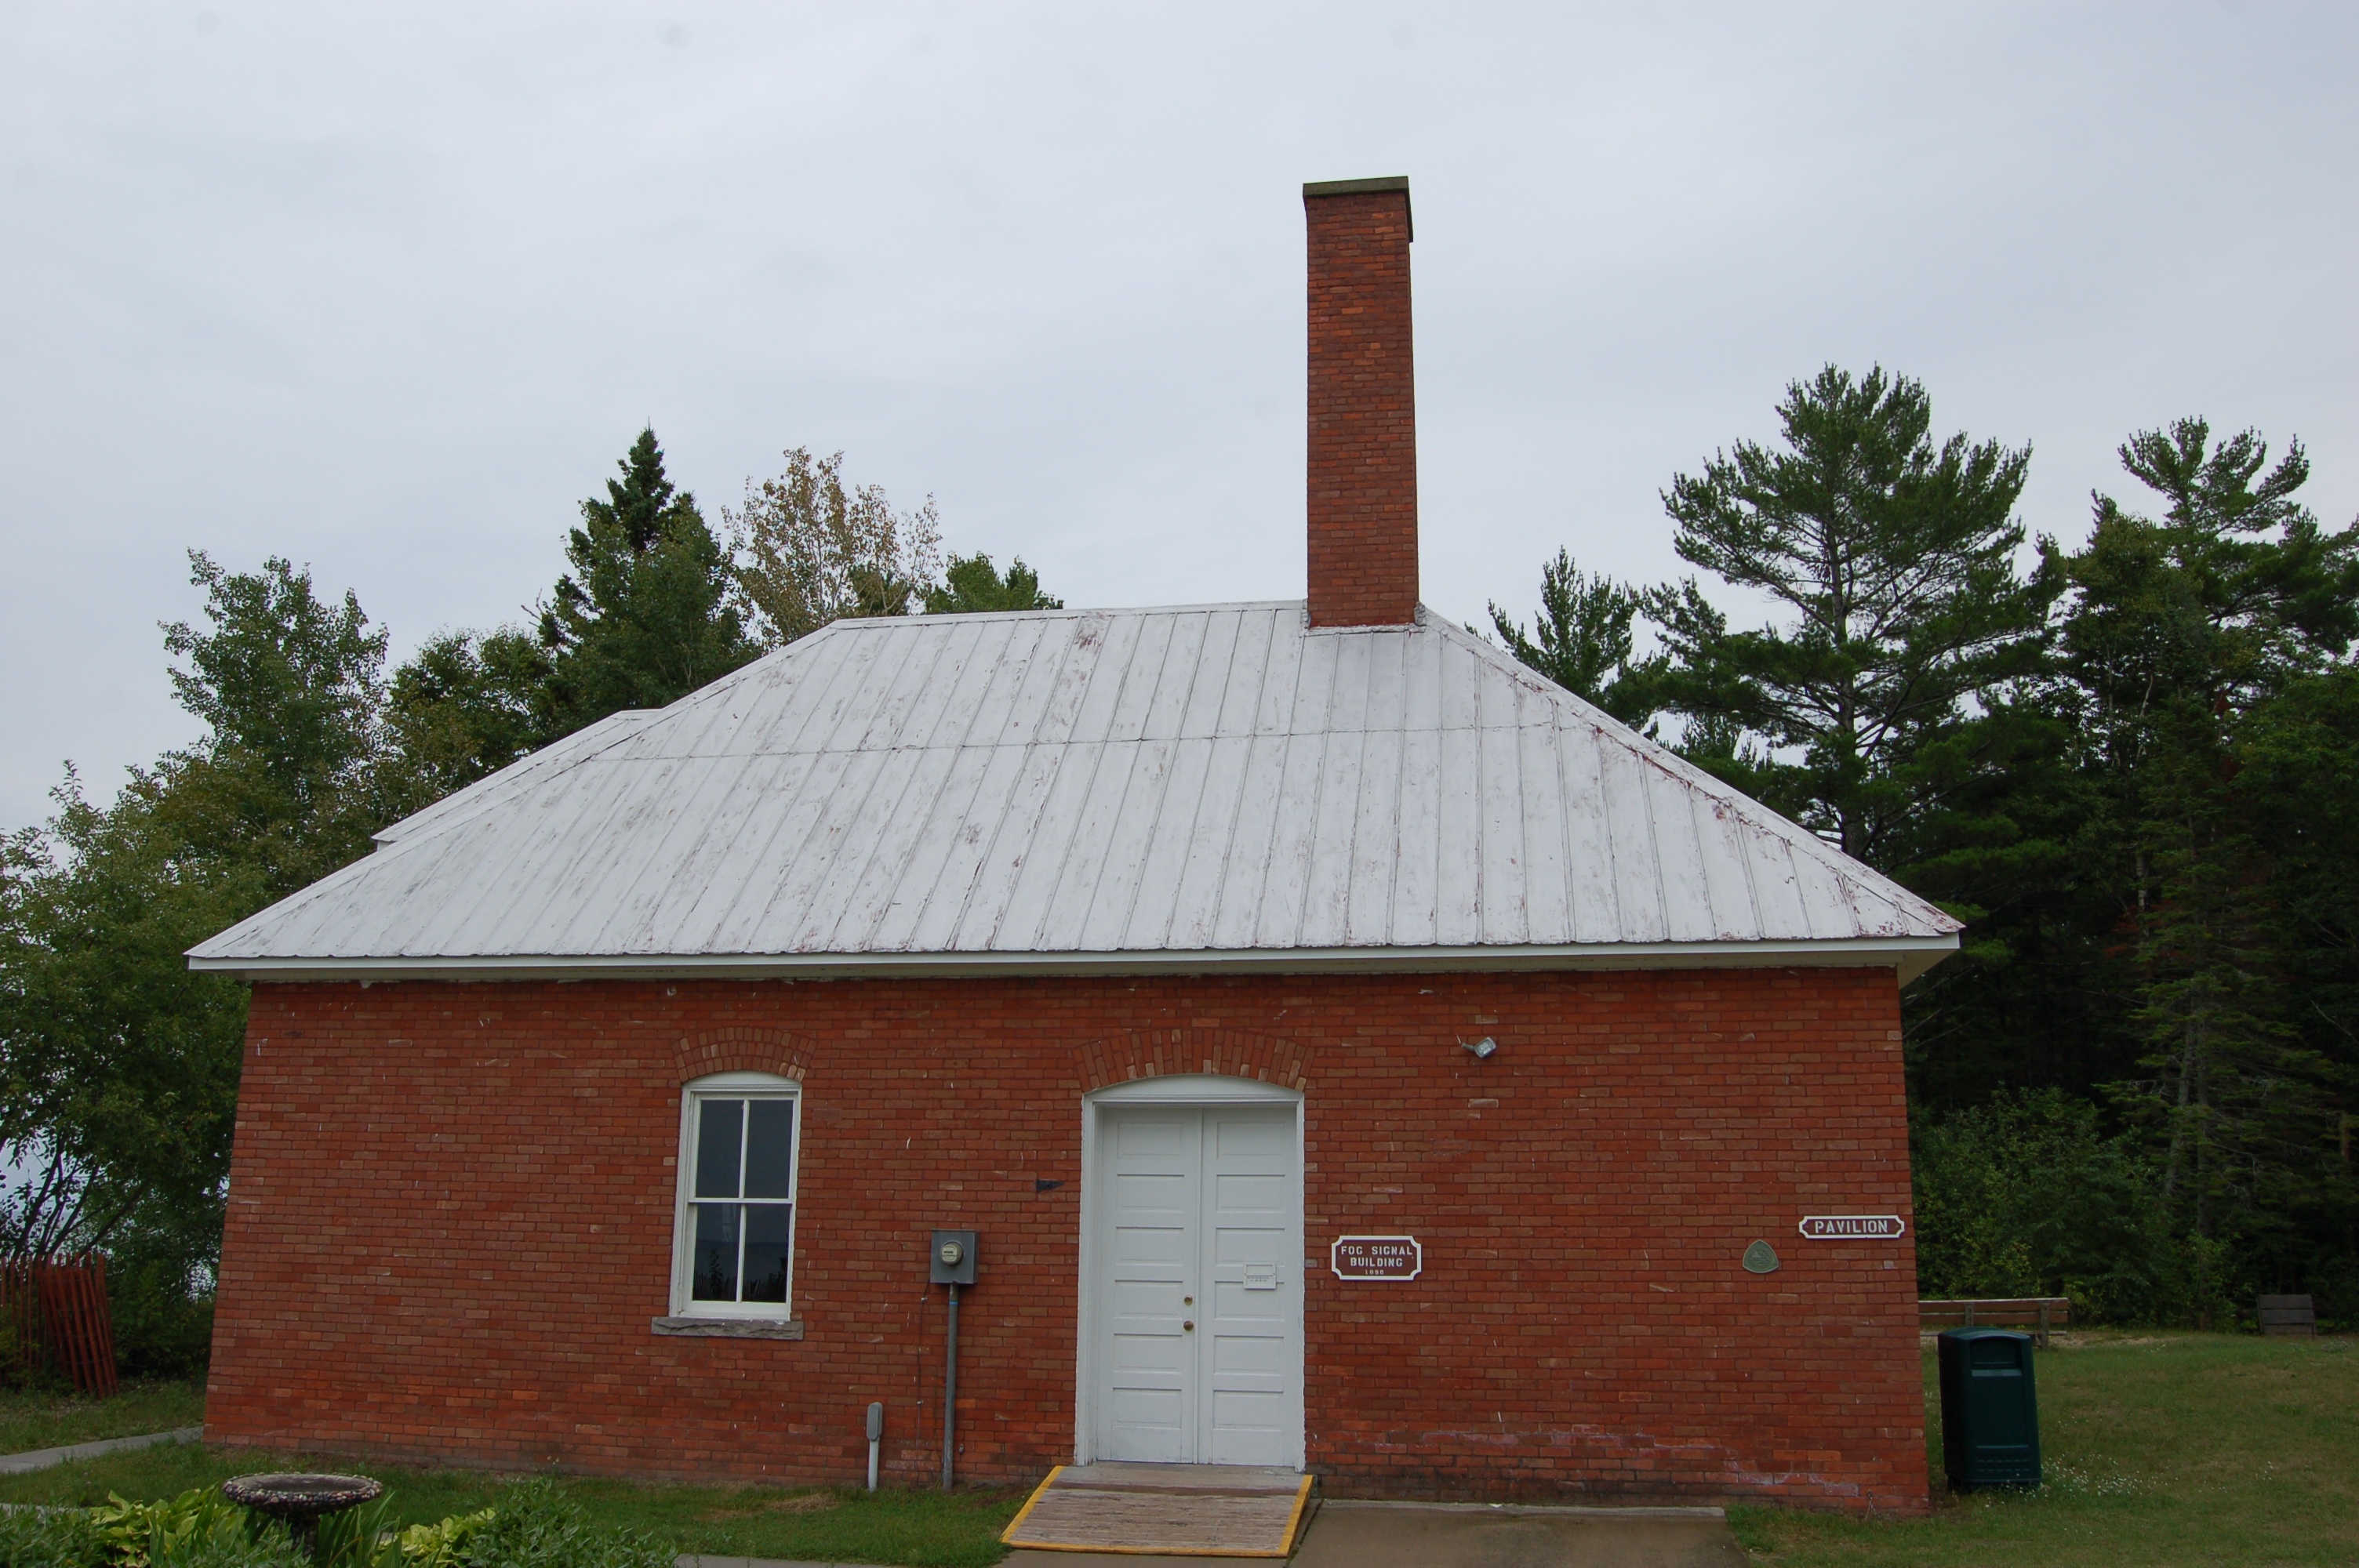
[0,1254,118,1397]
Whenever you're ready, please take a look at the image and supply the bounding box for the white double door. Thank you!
[1094,1104,1303,1468]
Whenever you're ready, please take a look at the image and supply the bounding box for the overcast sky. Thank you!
[4,2,2354,830]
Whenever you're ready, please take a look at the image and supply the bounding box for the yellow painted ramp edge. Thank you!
[1276,1473,1316,1557]
[998,1469,1317,1559]
[999,1466,1065,1547]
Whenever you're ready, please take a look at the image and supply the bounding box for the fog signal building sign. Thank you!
[1331,1236,1423,1280]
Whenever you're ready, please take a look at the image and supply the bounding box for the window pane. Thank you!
[695,1099,743,1199]
[741,1204,792,1304]
[743,1099,795,1199]
[690,1203,740,1301]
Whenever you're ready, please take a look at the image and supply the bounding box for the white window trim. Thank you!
[1089,1075,1303,1106]
[670,1070,802,1320]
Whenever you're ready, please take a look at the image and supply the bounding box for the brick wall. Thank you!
[1305,180,1419,629]
[207,967,1927,1512]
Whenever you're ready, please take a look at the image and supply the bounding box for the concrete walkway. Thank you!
[1281,1501,1747,1566]
[683,1498,1748,1568]
[0,1427,205,1475]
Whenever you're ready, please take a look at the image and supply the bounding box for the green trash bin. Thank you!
[1937,1327,2041,1490]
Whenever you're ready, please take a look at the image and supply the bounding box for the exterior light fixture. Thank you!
[1459,1036,1498,1060]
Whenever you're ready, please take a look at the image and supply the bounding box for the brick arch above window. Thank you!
[674,1027,811,1085]
[1075,1029,1313,1094]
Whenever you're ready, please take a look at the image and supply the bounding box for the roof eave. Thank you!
[189,934,1959,986]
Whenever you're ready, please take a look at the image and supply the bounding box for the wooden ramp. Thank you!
[1001,1463,1316,1557]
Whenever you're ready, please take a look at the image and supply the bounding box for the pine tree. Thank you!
[1892,681,2128,1109]
[537,429,754,736]
[2063,420,2359,1308]
[1488,550,1663,729]
[1645,366,2056,866]
[2236,667,2359,1297]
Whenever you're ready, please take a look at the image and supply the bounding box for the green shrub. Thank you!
[0,1505,111,1568]
[456,1482,667,1568]
[0,1301,73,1394]
[100,1202,224,1383]
[83,1490,300,1568]
[1912,1088,2185,1323]
[0,1301,41,1391]
[104,1259,216,1382]
[1,1477,657,1568]
[388,1509,493,1568]
[309,1495,398,1568]
[1909,1088,2359,1329]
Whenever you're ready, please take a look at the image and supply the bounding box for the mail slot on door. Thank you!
[1242,1261,1279,1290]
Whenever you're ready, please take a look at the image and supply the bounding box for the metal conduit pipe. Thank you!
[930,1230,977,1493]
[942,1283,960,1490]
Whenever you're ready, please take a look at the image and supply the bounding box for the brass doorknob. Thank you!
[1183,1320,1195,1331]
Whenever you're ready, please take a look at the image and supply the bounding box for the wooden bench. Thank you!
[2259,1294,2317,1337]
[1921,1298,2071,1346]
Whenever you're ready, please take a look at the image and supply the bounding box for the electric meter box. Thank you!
[930,1229,977,1286]
[1936,1328,2041,1490]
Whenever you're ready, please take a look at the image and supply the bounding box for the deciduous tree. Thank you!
[728,448,943,645]
[925,553,1060,615]
[2,553,394,1364]
[376,628,551,816]
[156,552,388,897]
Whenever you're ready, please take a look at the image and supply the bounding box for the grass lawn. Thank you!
[0,1377,207,1457]
[0,1439,1025,1568]
[2,1333,2350,1566]
[1732,1330,2359,1566]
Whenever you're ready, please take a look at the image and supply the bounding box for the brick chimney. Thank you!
[1304,176,1418,628]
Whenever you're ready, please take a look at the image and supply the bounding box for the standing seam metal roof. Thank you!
[187,602,1960,978]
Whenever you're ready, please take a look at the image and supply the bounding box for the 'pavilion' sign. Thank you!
[1797,1215,1907,1240]
[1331,1236,1423,1280]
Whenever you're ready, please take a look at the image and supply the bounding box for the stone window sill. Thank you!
[651,1316,805,1340]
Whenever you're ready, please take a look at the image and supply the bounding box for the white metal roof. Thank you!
[188,603,1959,981]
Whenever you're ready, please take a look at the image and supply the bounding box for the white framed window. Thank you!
[671,1072,801,1319]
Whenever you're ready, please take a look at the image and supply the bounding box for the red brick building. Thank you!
[193,178,1954,1511]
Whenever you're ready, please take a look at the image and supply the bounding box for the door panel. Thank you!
[1098,1112,1198,1462]
[1201,1107,1299,1465]
[1093,1102,1302,1468]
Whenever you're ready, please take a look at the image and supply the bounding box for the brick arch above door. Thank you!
[1075,1029,1313,1094]
[674,1026,812,1084]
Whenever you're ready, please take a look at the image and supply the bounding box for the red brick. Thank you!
[1307,185,1418,628]
[207,968,1927,1512]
